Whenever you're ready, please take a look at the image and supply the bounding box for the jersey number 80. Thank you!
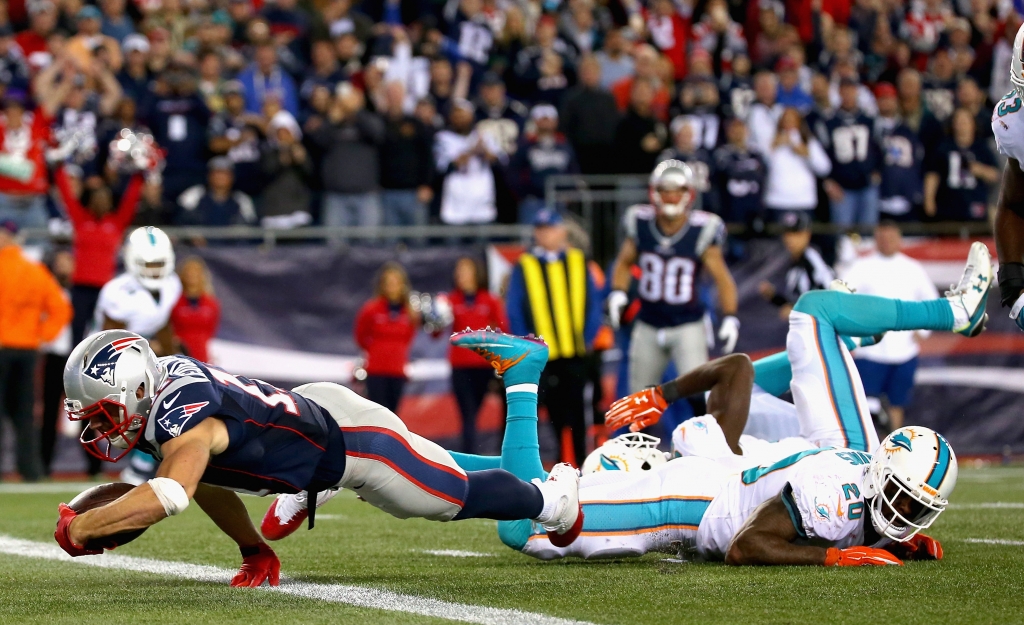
[638,252,696,304]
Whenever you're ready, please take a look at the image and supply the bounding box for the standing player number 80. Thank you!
[637,253,696,304]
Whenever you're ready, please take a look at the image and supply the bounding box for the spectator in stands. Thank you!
[447,256,508,453]
[314,83,385,227]
[67,5,122,72]
[100,0,136,42]
[176,157,257,226]
[380,81,433,235]
[758,211,834,319]
[40,247,74,477]
[957,77,992,143]
[354,261,420,413]
[560,54,619,175]
[713,117,767,226]
[823,78,882,228]
[258,110,313,229]
[16,1,58,61]
[0,220,72,482]
[775,56,812,112]
[645,0,689,81]
[514,15,575,105]
[659,117,715,212]
[924,107,998,222]
[691,0,747,72]
[144,62,212,207]
[509,104,579,224]
[923,47,957,124]
[474,71,527,158]
[239,41,300,118]
[208,79,266,199]
[434,98,501,225]
[763,107,831,221]
[611,44,670,121]
[116,34,152,104]
[56,163,143,344]
[746,70,782,156]
[613,79,667,174]
[0,82,63,229]
[896,68,944,156]
[719,53,755,119]
[841,221,937,432]
[874,82,925,222]
[171,256,221,364]
[300,39,346,114]
[595,26,634,90]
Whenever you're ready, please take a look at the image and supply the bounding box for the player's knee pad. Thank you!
[148,477,190,516]
[497,518,532,551]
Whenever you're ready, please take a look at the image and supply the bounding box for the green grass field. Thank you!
[1,465,1022,625]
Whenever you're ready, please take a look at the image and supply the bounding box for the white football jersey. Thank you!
[93,272,182,338]
[992,91,1024,166]
[696,447,872,559]
[671,415,815,473]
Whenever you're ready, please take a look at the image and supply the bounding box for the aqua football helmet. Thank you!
[865,426,958,542]
[649,160,696,219]
[125,226,175,290]
[582,432,668,474]
[64,330,166,462]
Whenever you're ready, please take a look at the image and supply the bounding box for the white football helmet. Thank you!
[64,330,166,462]
[582,432,668,474]
[1011,22,1024,100]
[125,226,175,290]
[864,426,958,542]
[649,160,696,218]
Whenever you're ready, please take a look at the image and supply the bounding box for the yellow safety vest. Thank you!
[519,248,588,360]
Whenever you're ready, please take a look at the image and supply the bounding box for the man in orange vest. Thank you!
[0,220,72,481]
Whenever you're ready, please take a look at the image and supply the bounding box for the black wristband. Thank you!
[240,544,262,558]
[999,262,1024,307]
[658,382,680,404]
[770,294,789,308]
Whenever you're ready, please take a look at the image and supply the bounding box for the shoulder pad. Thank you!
[622,204,655,239]
[692,210,726,256]
[992,93,1024,167]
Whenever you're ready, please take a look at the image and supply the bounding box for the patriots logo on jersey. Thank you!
[157,401,209,438]
[84,337,143,387]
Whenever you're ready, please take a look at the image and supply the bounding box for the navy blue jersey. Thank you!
[718,76,754,120]
[712,144,766,222]
[141,356,346,495]
[874,119,924,217]
[823,110,881,190]
[926,138,996,222]
[626,205,725,328]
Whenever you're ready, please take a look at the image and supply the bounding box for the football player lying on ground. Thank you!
[54,334,585,587]
[390,243,985,566]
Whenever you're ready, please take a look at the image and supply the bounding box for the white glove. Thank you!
[606,290,629,330]
[718,315,740,354]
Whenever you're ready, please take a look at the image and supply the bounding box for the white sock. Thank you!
[949,298,970,328]
[531,478,561,523]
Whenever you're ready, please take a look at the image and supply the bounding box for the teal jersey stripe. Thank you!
[926,433,952,489]
[741,447,830,484]
[781,483,808,538]
[580,498,712,533]
[815,319,869,452]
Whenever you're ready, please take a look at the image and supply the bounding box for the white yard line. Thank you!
[0,535,594,625]
[949,503,1024,509]
[961,538,1024,546]
[419,550,495,558]
[0,482,100,494]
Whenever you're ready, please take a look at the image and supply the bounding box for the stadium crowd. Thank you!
[0,0,1016,234]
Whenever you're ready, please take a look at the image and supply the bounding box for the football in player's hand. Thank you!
[68,482,147,550]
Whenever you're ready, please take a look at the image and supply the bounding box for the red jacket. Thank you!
[171,293,220,363]
[0,109,52,195]
[57,167,143,287]
[448,289,509,368]
[354,297,417,377]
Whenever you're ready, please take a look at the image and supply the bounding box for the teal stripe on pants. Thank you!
[580,498,712,533]
[814,318,870,452]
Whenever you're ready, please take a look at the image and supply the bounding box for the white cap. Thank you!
[122,34,151,54]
